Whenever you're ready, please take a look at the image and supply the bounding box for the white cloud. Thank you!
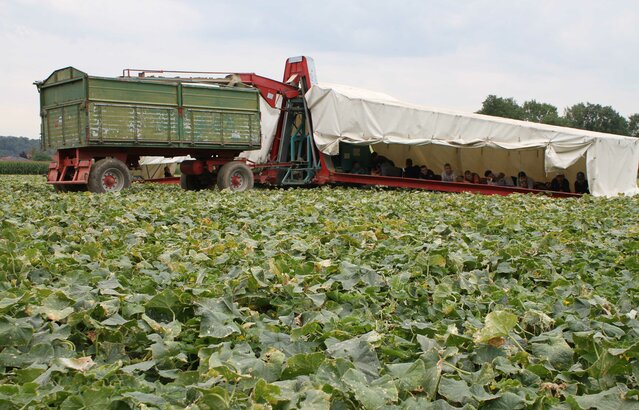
[1,0,637,138]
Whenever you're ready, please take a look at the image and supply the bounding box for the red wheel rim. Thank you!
[103,174,117,189]
[230,172,243,189]
[100,168,125,191]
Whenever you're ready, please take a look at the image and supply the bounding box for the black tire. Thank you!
[87,158,131,193]
[181,173,194,190]
[216,161,254,192]
[181,173,200,191]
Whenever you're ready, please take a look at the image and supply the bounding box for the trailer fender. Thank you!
[180,160,206,176]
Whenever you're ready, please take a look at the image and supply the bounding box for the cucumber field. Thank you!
[1,175,639,409]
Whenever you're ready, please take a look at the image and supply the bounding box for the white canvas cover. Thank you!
[138,156,192,179]
[239,96,282,164]
[139,156,193,165]
[306,83,639,197]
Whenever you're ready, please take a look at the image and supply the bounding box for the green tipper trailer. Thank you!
[36,67,261,192]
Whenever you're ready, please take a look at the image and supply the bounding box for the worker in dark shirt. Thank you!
[517,171,534,189]
[403,158,421,178]
[370,152,394,169]
[381,161,402,177]
[550,174,570,192]
[574,171,590,194]
[419,165,436,180]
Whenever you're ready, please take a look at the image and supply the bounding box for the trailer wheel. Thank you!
[180,174,200,191]
[217,161,254,192]
[87,158,131,193]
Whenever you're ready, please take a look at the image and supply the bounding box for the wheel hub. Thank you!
[101,169,124,191]
[230,172,243,190]
[103,174,117,189]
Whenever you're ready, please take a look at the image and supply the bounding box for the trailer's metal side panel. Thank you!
[45,105,84,148]
[39,67,87,150]
[88,78,177,106]
[42,77,85,107]
[182,85,258,111]
[87,78,180,143]
[183,110,260,146]
[41,67,86,86]
[39,67,262,151]
[182,84,261,147]
[88,103,179,143]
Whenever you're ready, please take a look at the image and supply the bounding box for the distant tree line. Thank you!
[0,136,51,160]
[477,96,639,137]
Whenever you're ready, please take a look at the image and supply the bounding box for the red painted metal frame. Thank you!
[145,170,580,198]
[48,147,242,186]
[328,171,581,198]
[255,56,329,185]
[236,73,299,108]
[48,148,125,185]
[283,57,314,87]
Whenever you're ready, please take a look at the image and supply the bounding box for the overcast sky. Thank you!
[1,0,638,138]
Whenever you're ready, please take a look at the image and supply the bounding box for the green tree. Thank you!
[477,95,524,120]
[0,136,40,157]
[31,150,52,161]
[521,100,565,125]
[628,113,639,138]
[564,103,629,135]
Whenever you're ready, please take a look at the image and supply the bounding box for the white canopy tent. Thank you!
[138,156,192,179]
[305,83,639,197]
